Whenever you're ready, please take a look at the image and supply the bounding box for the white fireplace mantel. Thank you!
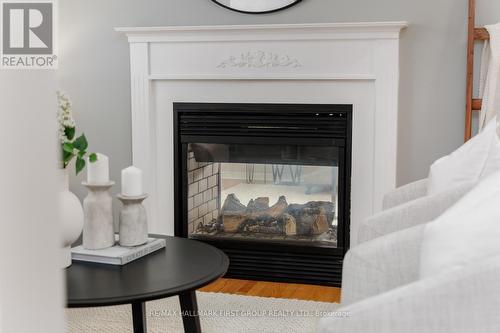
[117,22,408,245]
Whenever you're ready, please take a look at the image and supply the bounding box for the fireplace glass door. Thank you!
[186,142,341,248]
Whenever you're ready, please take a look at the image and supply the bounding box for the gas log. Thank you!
[221,195,287,233]
[220,194,246,233]
[282,213,297,236]
[286,201,334,235]
[220,194,334,236]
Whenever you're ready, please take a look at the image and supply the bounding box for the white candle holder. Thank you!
[117,193,148,247]
[82,181,115,250]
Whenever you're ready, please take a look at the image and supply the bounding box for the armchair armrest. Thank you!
[341,225,425,305]
[382,179,428,210]
[358,182,474,243]
[319,253,500,333]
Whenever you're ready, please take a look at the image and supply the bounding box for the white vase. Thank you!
[58,168,84,268]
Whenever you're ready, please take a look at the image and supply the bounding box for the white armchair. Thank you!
[318,177,500,332]
[318,225,500,333]
[320,121,500,332]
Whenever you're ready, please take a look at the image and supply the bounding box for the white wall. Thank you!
[0,71,64,332]
[58,0,500,199]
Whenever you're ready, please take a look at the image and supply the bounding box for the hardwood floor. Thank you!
[199,278,341,303]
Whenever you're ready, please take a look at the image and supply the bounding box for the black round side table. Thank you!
[66,235,229,333]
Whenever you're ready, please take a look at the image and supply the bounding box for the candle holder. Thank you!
[117,193,148,247]
[82,181,115,250]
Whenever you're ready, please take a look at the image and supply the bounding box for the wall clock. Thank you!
[212,0,302,14]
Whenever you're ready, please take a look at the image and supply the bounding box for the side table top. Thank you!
[66,235,229,307]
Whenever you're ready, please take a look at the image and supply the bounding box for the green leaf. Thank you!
[63,142,74,153]
[89,153,98,163]
[63,150,74,163]
[64,127,75,141]
[73,134,88,151]
[78,150,86,158]
[75,157,86,175]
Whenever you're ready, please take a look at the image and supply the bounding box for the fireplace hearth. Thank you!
[174,103,352,286]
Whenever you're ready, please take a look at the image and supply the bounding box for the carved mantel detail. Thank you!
[217,51,301,69]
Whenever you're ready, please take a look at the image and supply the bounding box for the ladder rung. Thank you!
[474,28,490,40]
[472,98,482,111]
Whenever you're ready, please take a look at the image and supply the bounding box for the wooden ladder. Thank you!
[465,0,491,141]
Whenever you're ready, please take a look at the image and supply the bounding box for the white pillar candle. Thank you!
[121,166,143,196]
[87,153,109,183]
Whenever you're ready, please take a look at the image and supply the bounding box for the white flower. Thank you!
[57,91,76,144]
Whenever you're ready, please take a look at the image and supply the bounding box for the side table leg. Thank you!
[179,291,201,333]
[132,301,147,333]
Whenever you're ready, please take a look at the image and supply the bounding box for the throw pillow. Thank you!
[427,118,500,195]
[420,170,500,278]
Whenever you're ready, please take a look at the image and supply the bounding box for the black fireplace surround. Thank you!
[174,103,352,286]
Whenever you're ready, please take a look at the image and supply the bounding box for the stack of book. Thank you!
[71,237,166,265]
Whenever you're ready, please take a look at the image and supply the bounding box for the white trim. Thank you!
[115,21,408,33]
[129,42,158,230]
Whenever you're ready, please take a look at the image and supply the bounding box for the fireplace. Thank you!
[174,103,352,286]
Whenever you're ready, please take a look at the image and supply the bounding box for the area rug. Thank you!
[66,291,339,333]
